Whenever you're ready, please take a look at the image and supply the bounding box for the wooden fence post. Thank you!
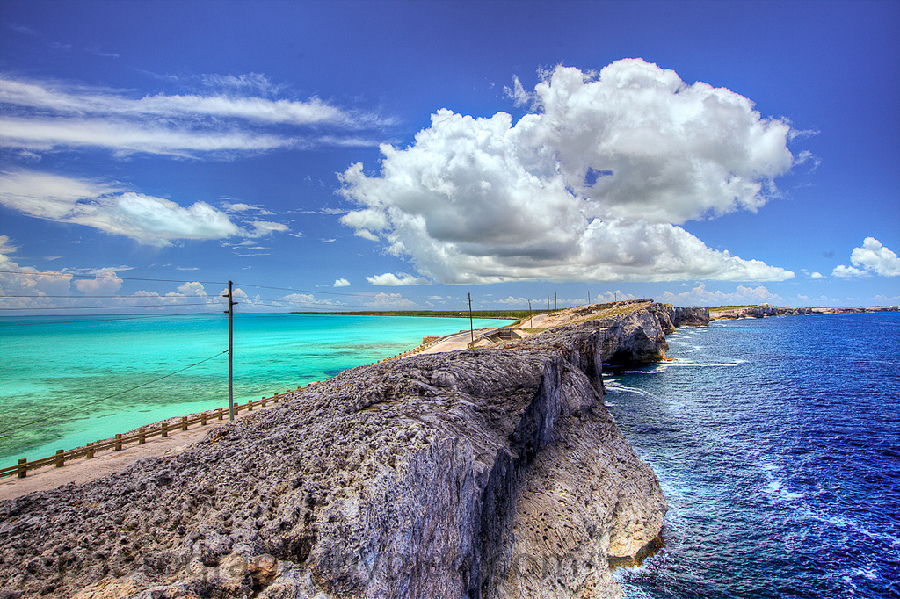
[200,413,207,426]
[86,443,94,459]
[54,450,64,468]
[161,422,168,438]
[181,416,187,431]
[217,408,223,420]
[138,427,146,445]
[17,458,26,479]
[115,434,122,451]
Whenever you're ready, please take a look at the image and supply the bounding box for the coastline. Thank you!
[0,313,508,469]
[1,300,675,598]
[0,326,501,502]
[3,303,889,501]
[709,304,898,320]
[1,302,894,597]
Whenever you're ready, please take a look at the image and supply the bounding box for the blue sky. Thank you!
[0,0,898,313]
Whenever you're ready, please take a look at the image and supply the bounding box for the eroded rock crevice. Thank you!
[0,304,678,599]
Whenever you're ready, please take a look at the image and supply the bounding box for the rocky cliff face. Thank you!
[710,304,898,319]
[0,306,674,599]
[666,306,710,327]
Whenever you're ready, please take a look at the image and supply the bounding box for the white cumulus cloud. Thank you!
[282,292,344,307]
[73,269,123,294]
[340,59,796,284]
[660,283,782,305]
[334,278,351,287]
[367,292,416,308]
[0,237,74,309]
[832,237,900,278]
[366,272,430,286]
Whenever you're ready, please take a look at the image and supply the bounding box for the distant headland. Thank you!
[1,300,896,598]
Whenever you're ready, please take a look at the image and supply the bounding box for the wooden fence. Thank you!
[0,383,319,481]
[1,330,513,482]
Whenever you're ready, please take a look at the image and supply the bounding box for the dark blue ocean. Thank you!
[606,313,900,599]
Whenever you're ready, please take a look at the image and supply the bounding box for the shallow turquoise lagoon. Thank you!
[0,313,506,464]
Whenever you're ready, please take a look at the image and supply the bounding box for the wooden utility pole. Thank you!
[467,292,475,349]
[588,291,591,305]
[223,281,237,421]
[554,292,557,311]
[528,299,533,328]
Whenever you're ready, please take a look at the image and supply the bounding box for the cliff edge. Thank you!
[0,304,678,599]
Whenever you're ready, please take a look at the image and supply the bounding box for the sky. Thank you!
[0,0,898,314]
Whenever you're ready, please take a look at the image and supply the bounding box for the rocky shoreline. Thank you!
[0,302,696,599]
[709,304,898,320]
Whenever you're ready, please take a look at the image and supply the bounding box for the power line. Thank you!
[2,270,396,300]
[0,303,215,311]
[0,269,226,286]
[235,282,381,298]
[0,313,223,327]
[0,294,225,299]
[0,349,229,437]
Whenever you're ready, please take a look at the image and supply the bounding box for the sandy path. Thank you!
[1,323,516,502]
[0,406,271,502]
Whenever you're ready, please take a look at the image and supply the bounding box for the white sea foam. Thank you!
[605,384,649,395]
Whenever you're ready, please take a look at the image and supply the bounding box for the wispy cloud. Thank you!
[0,74,391,157]
[0,169,290,246]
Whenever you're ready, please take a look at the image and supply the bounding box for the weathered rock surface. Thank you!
[665,306,710,328]
[0,305,674,599]
[709,304,898,320]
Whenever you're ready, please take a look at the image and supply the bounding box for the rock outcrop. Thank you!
[0,305,675,599]
[709,304,898,320]
[666,306,710,328]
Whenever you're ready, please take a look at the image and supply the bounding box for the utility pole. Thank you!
[588,291,591,305]
[223,281,237,421]
[528,299,533,328]
[467,292,475,349]
[554,292,557,311]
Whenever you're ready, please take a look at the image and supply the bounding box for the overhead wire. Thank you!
[0,313,224,327]
[0,349,229,437]
[0,269,226,286]
[0,303,215,311]
[0,268,445,312]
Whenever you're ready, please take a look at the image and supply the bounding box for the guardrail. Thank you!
[1,328,522,482]
[0,382,320,481]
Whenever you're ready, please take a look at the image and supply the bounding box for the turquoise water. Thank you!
[0,313,506,465]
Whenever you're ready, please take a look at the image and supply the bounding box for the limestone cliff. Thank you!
[0,305,674,599]
[709,304,897,320]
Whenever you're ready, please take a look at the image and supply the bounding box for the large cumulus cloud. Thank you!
[339,59,796,284]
